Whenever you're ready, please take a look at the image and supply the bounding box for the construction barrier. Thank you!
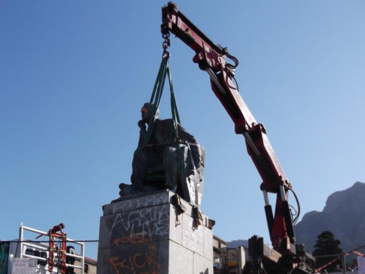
[314,244,365,274]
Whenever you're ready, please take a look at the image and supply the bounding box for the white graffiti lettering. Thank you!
[110,205,170,239]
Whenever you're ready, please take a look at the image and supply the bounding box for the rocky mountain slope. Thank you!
[227,239,249,248]
[295,181,365,252]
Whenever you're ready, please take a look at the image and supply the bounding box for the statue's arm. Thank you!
[137,120,147,147]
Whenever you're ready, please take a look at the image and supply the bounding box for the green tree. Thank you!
[313,231,343,256]
[313,231,343,272]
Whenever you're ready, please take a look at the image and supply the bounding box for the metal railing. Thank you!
[16,224,86,274]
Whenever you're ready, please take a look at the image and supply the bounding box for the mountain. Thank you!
[295,181,365,252]
[227,239,249,248]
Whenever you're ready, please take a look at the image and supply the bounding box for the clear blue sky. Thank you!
[1,0,364,247]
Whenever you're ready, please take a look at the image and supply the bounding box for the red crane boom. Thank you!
[161,2,315,274]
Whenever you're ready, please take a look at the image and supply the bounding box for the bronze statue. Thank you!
[119,103,205,206]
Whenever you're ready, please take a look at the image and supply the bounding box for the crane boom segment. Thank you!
[161,3,315,273]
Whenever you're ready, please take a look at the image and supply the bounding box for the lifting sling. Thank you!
[133,56,203,208]
[134,57,181,157]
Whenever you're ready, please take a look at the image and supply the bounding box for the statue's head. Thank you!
[141,102,159,123]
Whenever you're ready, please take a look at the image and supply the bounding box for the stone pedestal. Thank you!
[97,190,214,274]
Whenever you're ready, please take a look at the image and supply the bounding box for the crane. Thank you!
[161,2,315,274]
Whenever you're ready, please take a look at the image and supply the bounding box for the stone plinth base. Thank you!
[97,190,213,274]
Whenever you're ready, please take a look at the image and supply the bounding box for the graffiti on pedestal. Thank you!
[109,204,169,239]
[109,244,161,274]
[107,204,170,274]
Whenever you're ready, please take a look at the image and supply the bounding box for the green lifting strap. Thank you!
[166,60,181,140]
[134,57,181,158]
